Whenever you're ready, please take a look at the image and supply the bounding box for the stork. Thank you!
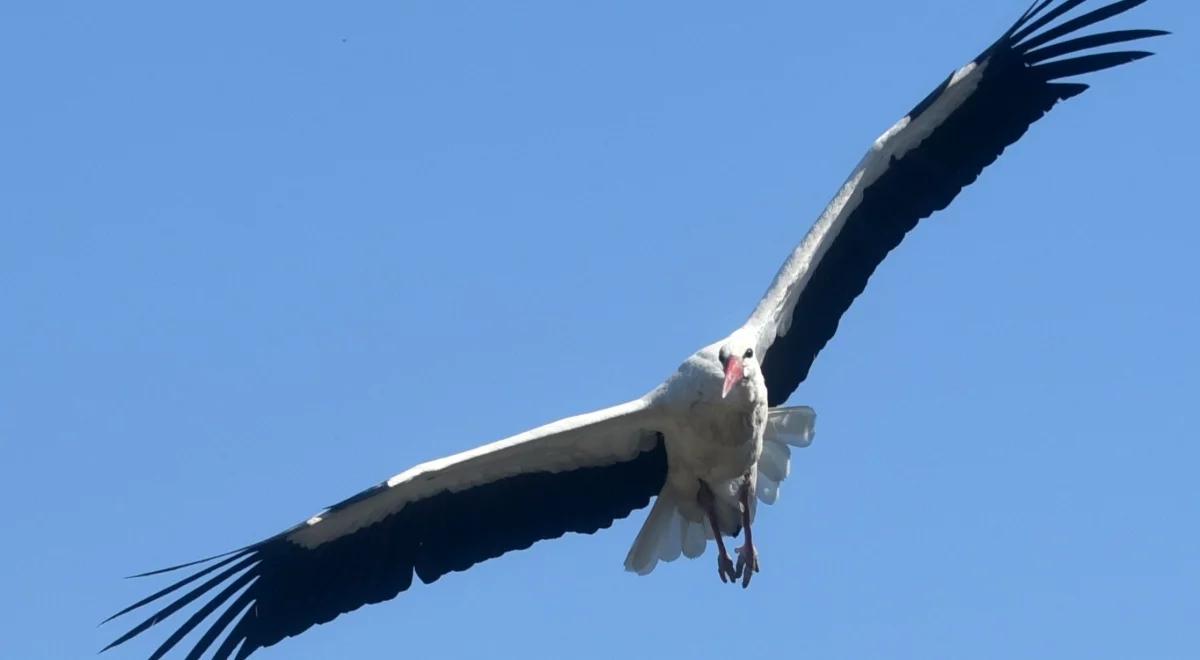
[104,1,1164,657]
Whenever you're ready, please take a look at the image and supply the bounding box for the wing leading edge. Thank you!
[749,0,1164,406]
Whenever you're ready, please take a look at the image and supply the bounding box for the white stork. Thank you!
[105,1,1164,657]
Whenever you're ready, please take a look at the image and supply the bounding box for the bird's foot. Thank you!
[734,542,759,588]
[717,551,738,584]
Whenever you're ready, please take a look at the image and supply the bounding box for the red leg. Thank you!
[734,477,759,588]
[698,481,737,584]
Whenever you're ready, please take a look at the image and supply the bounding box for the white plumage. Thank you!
[625,405,815,575]
[104,2,1164,658]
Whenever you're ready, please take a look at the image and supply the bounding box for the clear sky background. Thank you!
[2,1,1197,658]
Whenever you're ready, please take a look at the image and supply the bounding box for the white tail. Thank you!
[623,489,681,575]
[623,489,716,575]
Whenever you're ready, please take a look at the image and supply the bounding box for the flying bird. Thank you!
[105,1,1164,657]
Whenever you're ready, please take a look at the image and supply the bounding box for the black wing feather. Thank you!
[1017,0,1150,52]
[1025,29,1167,63]
[101,554,259,652]
[105,436,667,659]
[761,0,1161,406]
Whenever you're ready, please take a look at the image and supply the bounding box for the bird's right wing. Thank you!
[103,397,669,659]
[744,0,1165,406]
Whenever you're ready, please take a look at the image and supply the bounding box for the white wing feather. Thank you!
[744,62,987,356]
[290,396,665,548]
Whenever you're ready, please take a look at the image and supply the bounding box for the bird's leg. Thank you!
[697,480,737,584]
[734,474,759,588]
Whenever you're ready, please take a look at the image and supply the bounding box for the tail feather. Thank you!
[682,519,708,559]
[624,491,680,575]
[657,507,684,562]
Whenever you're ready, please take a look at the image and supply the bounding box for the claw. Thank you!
[735,473,760,588]
[698,480,740,586]
[717,553,737,583]
[735,544,759,588]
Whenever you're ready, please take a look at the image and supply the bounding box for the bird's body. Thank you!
[657,340,769,536]
[104,2,1166,658]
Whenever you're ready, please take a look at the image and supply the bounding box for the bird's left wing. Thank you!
[103,397,668,659]
[745,0,1165,406]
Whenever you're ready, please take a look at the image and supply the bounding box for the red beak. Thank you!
[721,357,744,399]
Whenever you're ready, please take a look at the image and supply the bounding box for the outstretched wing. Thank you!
[747,0,1165,406]
[104,398,668,659]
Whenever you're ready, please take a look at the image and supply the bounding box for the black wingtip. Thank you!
[1025,28,1169,64]
[124,547,247,579]
[1017,0,1154,53]
[1036,50,1155,81]
[103,550,257,628]
[99,634,126,654]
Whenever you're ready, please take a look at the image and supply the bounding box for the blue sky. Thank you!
[3,1,1197,658]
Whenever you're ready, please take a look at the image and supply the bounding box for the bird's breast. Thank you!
[663,398,765,485]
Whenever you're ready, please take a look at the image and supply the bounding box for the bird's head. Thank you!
[717,338,761,400]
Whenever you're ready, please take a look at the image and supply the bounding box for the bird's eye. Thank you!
[743,348,754,359]
[718,348,728,364]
